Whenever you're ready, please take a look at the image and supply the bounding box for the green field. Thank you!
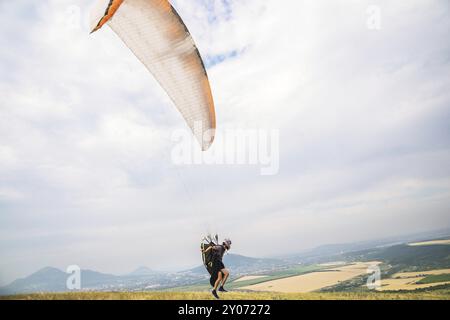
[2,290,449,300]
[416,274,450,284]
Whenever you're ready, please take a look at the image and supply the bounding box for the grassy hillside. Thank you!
[2,290,449,300]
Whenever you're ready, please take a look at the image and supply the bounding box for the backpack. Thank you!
[201,234,219,276]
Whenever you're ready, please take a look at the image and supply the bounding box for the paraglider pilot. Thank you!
[202,239,232,299]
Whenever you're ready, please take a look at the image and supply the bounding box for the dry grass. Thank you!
[241,262,381,293]
[408,239,450,246]
[377,278,450,291]
[393,269,450,278]
[234,276,269,283]
[376,269,450,291]
[1,290,449,300]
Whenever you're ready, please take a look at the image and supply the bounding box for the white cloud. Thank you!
[0,0,449,285]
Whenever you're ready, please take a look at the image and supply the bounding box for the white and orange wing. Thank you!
[91,0,216,150]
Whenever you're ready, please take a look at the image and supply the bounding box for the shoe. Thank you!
[218,286,228,292]
[211,289,220,299]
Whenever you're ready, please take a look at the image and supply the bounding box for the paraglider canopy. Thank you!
[90,0,216,150]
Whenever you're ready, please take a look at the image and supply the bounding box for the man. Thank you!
[202,238,232,299]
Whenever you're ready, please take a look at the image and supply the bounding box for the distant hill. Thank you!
[285,229,450,264]
[344,243,450,271]
[0,267,119,295]
[0,267,68,294]
[284,242,392,265]
[127,266,158,276]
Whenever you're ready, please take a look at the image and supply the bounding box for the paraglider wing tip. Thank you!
[201,127,216,151]
[89,0,125,35]
[202,135,215,151]
[89,25,102,34]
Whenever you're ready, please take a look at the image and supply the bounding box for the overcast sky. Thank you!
[0,0,449,285]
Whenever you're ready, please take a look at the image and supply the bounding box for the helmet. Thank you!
[223,239,232,249]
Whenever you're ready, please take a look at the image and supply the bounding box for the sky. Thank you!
[0,0,449,285]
